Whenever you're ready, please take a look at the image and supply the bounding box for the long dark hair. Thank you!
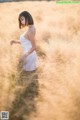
[18,11,34,29]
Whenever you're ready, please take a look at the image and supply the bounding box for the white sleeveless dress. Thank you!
[19,31,38,71]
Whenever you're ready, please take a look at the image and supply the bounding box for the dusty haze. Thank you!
[0,1,80,120]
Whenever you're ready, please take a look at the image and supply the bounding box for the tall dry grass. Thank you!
[0,1,80,120]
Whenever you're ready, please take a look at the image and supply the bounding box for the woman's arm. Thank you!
[24,29,36,56]
[19,28,36,63]
[19,29,36,63]
[10,40,21,45]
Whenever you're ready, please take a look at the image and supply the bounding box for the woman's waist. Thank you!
[22,45,32,51]
[23,49,37,55]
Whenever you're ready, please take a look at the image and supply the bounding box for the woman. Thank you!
[10,11,38,71]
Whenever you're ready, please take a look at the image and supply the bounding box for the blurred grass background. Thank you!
[0,1,80,120]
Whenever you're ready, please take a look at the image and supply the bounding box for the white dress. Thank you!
[19,31,38,71]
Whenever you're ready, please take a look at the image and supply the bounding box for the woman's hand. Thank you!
[19,56,24,63]
[19,53,28,63]
[10,40,16,45]
[10,40,21,45]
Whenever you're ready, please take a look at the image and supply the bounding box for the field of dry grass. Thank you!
[0,1,80,120]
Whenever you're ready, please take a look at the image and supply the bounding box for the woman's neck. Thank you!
[28,24,34,28]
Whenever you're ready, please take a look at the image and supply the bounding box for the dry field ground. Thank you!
[0,1,80,120]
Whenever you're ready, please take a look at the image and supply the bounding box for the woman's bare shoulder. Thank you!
[28,25,36,35]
